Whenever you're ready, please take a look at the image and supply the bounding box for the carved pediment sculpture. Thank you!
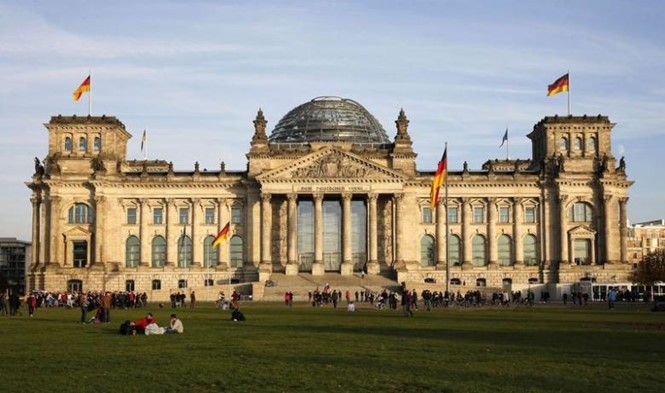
[294,153,368,178]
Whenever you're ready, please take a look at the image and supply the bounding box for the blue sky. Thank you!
[1,0,664,241]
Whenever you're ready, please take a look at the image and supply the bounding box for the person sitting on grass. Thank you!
[132,312,156,335]
[165,314,184,334]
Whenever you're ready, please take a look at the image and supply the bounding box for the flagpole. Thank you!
[505,127,509,160]
[444,141,449,296]
[567,69,571,116]
[88,69,92,116]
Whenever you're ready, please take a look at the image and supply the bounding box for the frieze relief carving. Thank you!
[293,154,369,178]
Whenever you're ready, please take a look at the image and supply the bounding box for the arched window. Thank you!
[559,137,568,152]
[125,236,140,267]
[79,136,87,152]
[523,234,538,266]
[589,136,597,152]
[574,137,583,151]
[568,202,593,222]
[420,235,435,267]
[448,235,461,266]
[497,234,513,266]
[177,235,192,267]
[68,203,93,224]
[203,235,218,268]
[64,136,73,152]
[93,136,101,152]
[450,278,462,285]
[152,236,166,267]
[229,236,243,268]
[472,235,487,267]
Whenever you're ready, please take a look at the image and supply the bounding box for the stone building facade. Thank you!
[26,97,633,300]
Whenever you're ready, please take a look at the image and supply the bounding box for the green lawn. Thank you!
[1,302,663,393]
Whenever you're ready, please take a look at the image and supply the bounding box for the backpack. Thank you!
[119,320,132,335]
[231,309,246,321]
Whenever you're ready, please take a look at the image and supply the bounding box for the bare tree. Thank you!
[632,250,665,301]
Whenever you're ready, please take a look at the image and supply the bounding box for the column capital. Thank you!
[94,196,106,204]
[312,192,324,202]
[558,194,568,204]
[393,193,404,203]
[368,193,378,202]
[138,197,149,205]
[31,195,42,205]
[287,193,298,202]
[342,192,352,202]
[261,193,272,203]
[603,194,614,203]
[513,196,522,205]
[216,197,226,204]
[619,197,629,205]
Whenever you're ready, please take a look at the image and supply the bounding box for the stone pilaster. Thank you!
[393,193,404,266]
[619,197,629,264]
[216,198,228,270]
[487,198,497,268]
[559,195,569,266]
[139,198,150,267]
[191,198,202,267]
[436,198,446,270]
[49,196,61,266]
[165,199,177,267]
[513,198,524,267]
[93,196,106,267]
[462,198,473,269]
[312,193,324,276]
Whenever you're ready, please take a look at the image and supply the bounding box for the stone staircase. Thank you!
[257,272,401,302]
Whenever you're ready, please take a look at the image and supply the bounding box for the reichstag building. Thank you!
[27,96,633,300]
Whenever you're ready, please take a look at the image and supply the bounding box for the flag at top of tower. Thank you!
[500,129,508,147]
[547,73,569,96]
[72,75,91,101]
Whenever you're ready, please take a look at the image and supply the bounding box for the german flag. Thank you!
[547,73,569,96]
[212,222,230,247]
[429,147,447,209]
[72,75,91,101]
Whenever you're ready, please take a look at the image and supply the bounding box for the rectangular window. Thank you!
[447,207,458,224]
[421,207,432,224]
[153,208,163,224]
[178,279,188,288]
[473,207,484,224]
[525,207,536,223]
[205,208,215,224]
[231,207,242,224]
[151,280,161,290]
[179,208,189,224]
[499,207,510,223]
[127,207,137,225]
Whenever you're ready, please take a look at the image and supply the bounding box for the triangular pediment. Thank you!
[63,226,92,238]
[257,147,405,182]
[568,225,596,236]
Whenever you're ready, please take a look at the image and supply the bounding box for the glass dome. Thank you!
[268,96,391,145]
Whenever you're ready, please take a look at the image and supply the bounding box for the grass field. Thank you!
[0,302,663,393]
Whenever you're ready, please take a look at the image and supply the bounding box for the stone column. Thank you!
[462,198,473,268]
[619,197,629,264]
[312,193,324,276]
[487,198,497,267]
[49,196,61,266]
[367,193,380,274]
[603,195,614,264]
[139,198,150,267]
[341,193,354,275]
[559,195,569,266]
[393,193,404,267]
[40,192,49,266]
[513,198,524,267]
[166,199,177,267]
[436,198,446,270]
[260,193,272,272]
[285,193,298,275]
[191,199,202,267]
[93,196,106,267]
[30,194,41,268]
